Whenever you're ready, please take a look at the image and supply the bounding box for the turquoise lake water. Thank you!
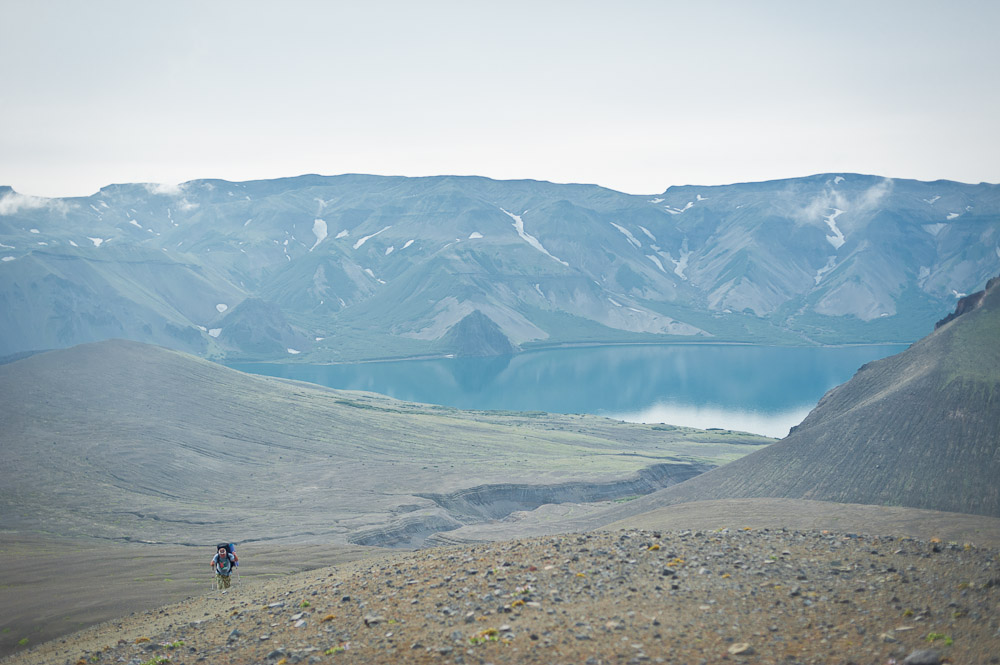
[229,343,908,438]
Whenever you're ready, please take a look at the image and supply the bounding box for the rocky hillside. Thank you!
[1,173,997,360]
[5,527,999,665]
[607,275,1000,517]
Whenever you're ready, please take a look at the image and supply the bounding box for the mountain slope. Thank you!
[1,173,997,360]
[603,275,1000,517]
[0,339,767,547]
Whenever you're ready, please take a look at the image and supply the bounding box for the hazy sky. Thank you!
[3,0,998,198]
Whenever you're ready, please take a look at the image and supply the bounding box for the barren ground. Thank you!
[3,499,999,665]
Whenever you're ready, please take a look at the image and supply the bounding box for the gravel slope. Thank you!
[6,528,998,665]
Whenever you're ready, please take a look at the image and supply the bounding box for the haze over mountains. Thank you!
[1,173,998,361]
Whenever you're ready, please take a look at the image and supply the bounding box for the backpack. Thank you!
[215,542,239,569]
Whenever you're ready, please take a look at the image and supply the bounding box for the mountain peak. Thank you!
[440,310,519,357]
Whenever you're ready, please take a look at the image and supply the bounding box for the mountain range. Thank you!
[2,173,998,361]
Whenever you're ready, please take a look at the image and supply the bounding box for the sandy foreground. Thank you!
[4,526,999,665]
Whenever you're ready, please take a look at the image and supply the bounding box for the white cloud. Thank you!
[0,192,70,216]
[142,182,186,196]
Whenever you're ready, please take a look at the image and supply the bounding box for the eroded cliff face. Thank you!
[348,462,711,548]
[936,275,999,329]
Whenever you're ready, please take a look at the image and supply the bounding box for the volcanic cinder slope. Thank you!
[0,339,773,655]
[0,339,769,549]
[594,275,1000,523]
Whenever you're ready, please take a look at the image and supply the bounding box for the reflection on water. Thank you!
[603,403,814,439]
[229,343,907,438]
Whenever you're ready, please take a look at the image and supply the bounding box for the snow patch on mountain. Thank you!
[500,208,569,267]
[335,229,349,239]
[403,239,415,249]
[216,303,228,313]
[638,226,656,242]
[665,201,694,215]
[88,237,105,247]
[947,212,960,220]
[661,242,692,280]
[310,219,328,251]
[823,208,846,249]
[1,256,14,262]
[814,257,838,284]
[354,226,391,250]
[469,232,483,239]
[646,254,666,273]
[923,223,946,236]
[649,198,664,204]
[923,195,940,205]
[208,328,221,338]
[611,222,641,248]
[385,246,395,256]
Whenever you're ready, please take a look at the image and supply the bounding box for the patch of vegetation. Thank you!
[614,495,641,503]
[139,657,171,665]
[469,628,500,645]
[926,632,953,646]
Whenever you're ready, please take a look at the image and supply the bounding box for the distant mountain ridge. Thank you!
[1,173,997,361]
[606,273,1000,518]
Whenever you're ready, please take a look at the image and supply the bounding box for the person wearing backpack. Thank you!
[211,544,237,589]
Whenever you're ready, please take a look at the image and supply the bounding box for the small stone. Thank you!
[902,650,942,665]
[227,629,241,642]
[727,643,754,655]
[880,632,898,643]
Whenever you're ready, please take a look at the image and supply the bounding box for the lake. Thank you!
[229,343,909,438]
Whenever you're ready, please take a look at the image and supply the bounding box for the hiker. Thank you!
[211,544,237,589]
